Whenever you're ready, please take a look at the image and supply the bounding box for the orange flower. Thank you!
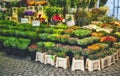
[100,36,117,42]
[87,44,100,51]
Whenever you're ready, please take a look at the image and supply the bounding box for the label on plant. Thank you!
[21,18,28,23]
[66,20,75,26]
[32,20,40,26]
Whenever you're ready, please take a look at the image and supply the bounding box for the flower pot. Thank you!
[12,48,19,57]
[100,56,109,69]
[0,43,5,51]
[5,47,13,56]
[55,56,70,69]
[66,52,74,65]
[44,54,56,66]
[19,50,28,58]
[29,51,36,60]
[35,52,46,63]
[86,59,101,71]
[71,58,84,71]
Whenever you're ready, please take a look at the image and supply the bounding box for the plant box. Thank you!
[100,56,109,69]
[44,54,56,66]
[35,52,46,63]
[107,55,115,66]
[55,56,70,69]
[117,49,120,58]
[29,51,36,60]
[113,52,119,61]
[86,59,101,71]
[71,58,84,71]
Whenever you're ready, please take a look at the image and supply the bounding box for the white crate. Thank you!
[55,56,70,69]
[86,59,101,71]
[35,52,46,63]
[113,52,119,61]
[44,54,56,66]
[117,49,120,58]
[107,55,115,66]
[100,56,109,69]
[71,58,84,71]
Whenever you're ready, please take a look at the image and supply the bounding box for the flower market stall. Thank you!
[0,0,120,72]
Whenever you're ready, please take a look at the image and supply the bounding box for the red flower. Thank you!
[29,44,38,49]
[52,14,63,21]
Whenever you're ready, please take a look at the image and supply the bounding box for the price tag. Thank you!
[21,18,28,23]
[66,20,75,26]
[32,20,40,26]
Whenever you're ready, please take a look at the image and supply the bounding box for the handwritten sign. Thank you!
[32,20,40,26]
[66,20,75,26]
[21,18,28,23]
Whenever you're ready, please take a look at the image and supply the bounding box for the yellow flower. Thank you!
[41,15,47,19]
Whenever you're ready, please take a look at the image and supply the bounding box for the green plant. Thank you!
[39,33,49,40]
[3,37,16,48]
[47,50,56,55]
[72,29,92,38]
[44,42,55,50]
[37,48,46,53]
[77,37,100,46]
[56,51,66,58]
[88,54,99,60]
[113,42,120,49]
[37,42,44,48]
[74,53,84,60]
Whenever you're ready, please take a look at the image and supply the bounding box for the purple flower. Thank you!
[24,10,35,16]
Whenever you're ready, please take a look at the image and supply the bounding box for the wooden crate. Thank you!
[55,56,70,69]
[35,52,46,63]
[117,49,120,58]
[113,52,119,61]
[44,54,56,66]
[100,56,109,69]
[71,58,84,71]
[86,59,101,71]
[107,55,115,66]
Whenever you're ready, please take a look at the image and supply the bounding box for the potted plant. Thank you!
[35,41,46,63]
[3,37,16,55]
[35,48,47,63]
[44,50,56,66]
[28,44,38,60]
[99,51,109,69]
[71,52,85,71]
[86,54,101,71]
[106,48,116,66]
[55,51,70,69]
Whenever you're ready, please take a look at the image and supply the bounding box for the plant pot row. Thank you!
[85,50,120,71]
[4,47,29,58]
[33,49,120,71]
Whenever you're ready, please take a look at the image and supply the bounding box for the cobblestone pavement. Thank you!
[0,51,120,76]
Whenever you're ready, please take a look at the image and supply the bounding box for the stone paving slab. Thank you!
[0,51,120,76]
